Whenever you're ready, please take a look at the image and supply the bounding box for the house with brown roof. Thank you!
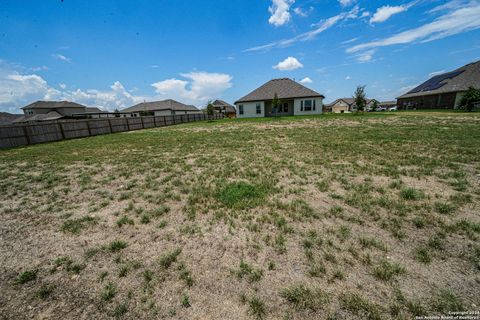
[234,78,325,118]
[326,98,377,113]
[211,99,236,118]
[13,101,89,123]
[122,99,202,116]
[397,60,480,109]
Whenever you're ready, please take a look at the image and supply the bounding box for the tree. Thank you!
[371,99,379,112]
[206,101,215,116]
[353,85,367,112]
[459,87,480,112]
[272,92,282,116]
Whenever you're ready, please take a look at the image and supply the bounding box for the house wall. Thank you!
[332,101,350,113]
[56,107,87,116]
[154,110,173,116]
[454,92,465,109]
[397,92,458,109]
[153,110,201,116]
[293,97,323,116]
[235,101,265,118]
[24,107,86,116]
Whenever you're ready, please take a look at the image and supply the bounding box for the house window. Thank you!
[283,103,288,113]
[301,101,304,111]
[256,103,261,114]
[304,100,312,111]
[239,104,244,115]
[313,100,316,111]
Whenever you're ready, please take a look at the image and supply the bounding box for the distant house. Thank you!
[234,78,325,118]
[327,98,375,113]
[397,60,480,109]
[379,101,397,109]
[0,112,22,125]
[13,101,89,123]
[122,99,202,116]
[326,98,396,112]
[211,100,236,118]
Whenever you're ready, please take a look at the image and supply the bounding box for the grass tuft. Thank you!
[400,187,425,201]
[372,259,406,281]
[159,248,182,269]
[15,269,38,284]
[216,181,269,208]
[281,284,329,311]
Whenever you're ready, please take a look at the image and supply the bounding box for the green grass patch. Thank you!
[216,181,270,208]
[159,248,182,269]
[281,284,330,311]
[15,269,38,284]
[61,216,97,234]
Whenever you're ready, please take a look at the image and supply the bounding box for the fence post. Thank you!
[153,116,157,127]
[57,122,65,139]
[173,115,176,125]
[86,120,92,136]
[140,116,145,129]
[108,118,113,133]
[163,116,167,126]
[126,118,130,131]
[22,125,31,145]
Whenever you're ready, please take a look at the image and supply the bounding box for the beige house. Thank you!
[14,101,92,123]
[234,78,325,118]
[327,98,377,113]
[122,99,202,116]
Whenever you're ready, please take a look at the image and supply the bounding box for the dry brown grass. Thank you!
[0,112,479,319]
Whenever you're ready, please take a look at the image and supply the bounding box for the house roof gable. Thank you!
[122,99,200,113]
[235,78,324,104]
[397,60,480,99]
[22,101,87,110]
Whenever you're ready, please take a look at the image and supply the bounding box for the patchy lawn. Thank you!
[0,112,479,319]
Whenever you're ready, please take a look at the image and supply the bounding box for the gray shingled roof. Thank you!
[235,78,324,104]
[0,112,22,125]
[21,100,87,110]
[211,99,236,113]
[12,111,64,123]
[84,107,106,113]
[397,60,480,99]
[122,99,200,113]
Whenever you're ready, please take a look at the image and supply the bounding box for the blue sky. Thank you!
[1,0,479,112]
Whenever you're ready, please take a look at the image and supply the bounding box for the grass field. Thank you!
[0,112,479,319]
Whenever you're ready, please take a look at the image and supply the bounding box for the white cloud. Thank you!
[348,1,480,54]
[345,76,352,80]
[300,77,313,84]
[339,0,356,7]
[30,65,49,72]
[64,81,145,111]
[370,3,414,24]
[0,57,233,112]
[428,70,446,77]
[52,54,71,63]
[273,57,304,71]
[246,6,360,52]
[355,49,376,62]
[293,7,310,17]
[269,0,295,27]
[152,71,233,105]
[0,73,49,106]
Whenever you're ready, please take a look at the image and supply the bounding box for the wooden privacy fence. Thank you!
[0,113,223,149]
